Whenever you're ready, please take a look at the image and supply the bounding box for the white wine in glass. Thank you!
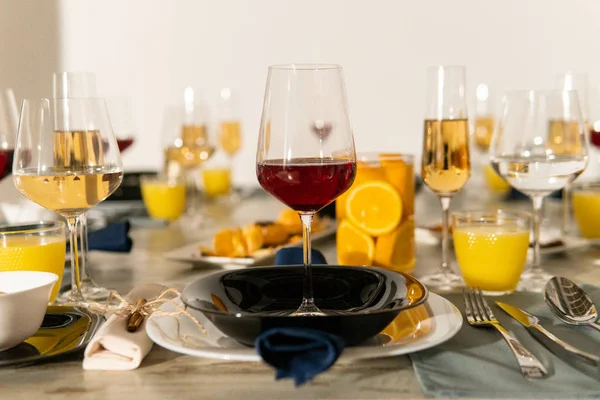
[13,98,123,304]
[420,65,471,291]
[490,90,587,292]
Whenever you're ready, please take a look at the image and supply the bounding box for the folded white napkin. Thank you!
[83,283,168,371]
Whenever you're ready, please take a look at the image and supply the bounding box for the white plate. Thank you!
[145,293,463,362]
[163,223,336,267]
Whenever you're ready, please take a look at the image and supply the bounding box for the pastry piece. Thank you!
[242,224,265,254]
[213,228,248,257]
[260,223,290,246]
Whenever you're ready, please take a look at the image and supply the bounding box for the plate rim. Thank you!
[146,292,462,362]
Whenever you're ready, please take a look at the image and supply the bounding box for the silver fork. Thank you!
[463,287,548,379]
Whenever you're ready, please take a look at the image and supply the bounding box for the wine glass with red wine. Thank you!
[256,64,356,316]
[106,97,136,153]
[0,89,19,180]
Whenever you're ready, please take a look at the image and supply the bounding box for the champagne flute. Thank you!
[256,64,356,316]
[420,65,471,290]
[490,90,587,291]
[555,72,590,235]
[13,98,123,304]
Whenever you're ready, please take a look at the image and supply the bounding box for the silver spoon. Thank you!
[544,276,600,332]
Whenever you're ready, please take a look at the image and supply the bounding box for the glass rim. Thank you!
[0,220,65,236]
[426,64,466,71]
[357,152,414,163]
[452,209,532,222]
[268,63,342,71]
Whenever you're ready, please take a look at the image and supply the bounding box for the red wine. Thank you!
[590,128,600,148]
[257,157,356,212]
[117,137,135,153]
[0,149,14,180]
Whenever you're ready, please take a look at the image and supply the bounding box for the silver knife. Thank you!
[496,301,600,366]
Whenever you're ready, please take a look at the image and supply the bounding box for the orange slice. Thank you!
[337,220,375,266]
[345,180,402,236]
[374,219,415,270]
[379,155,414,221]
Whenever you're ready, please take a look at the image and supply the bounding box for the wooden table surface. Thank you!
[1,188,598,400]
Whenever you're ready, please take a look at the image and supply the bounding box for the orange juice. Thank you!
[453,224,529,293]
[202,168,232,197]
[573,189,600,238]
[336,153,415,272]
[141,179,186,221]
[0,235,66,302]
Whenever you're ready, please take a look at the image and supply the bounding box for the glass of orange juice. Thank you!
[0,221,66,302]
[140,175,187,221]
[453,210,531,295]
[572,182,600,239]
[336,153,415,273]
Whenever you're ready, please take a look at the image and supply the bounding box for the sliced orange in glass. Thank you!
[379,154,414,221]
[337,219,375,266]
[345,180,402,236]
[374,219,415,270]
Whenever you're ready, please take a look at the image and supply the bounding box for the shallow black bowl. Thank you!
[181,265,428,346]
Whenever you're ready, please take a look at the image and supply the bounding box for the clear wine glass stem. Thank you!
[79,213,92,285]
[65,215,84,303]
[295,213,323,316]
[440,195,452,273]
[531,195,544,274]
[561,182,572,235]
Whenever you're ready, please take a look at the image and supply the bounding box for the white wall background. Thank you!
[7,0,600,185]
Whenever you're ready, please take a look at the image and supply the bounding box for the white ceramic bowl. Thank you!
[0,271,58,351]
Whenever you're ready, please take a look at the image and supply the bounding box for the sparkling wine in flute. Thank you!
[181,125,207,147]
[491,155,587,197]
[164,144,215,170]
[421,119,471,194]
[547,120,584,154]
[219,121,242,156]
[53,130,105,168]
[14,167,123,216]
[473,116,495,151]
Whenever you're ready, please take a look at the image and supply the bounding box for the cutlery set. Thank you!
[464,277,600,379]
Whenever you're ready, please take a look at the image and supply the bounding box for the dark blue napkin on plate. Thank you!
[67,222,133,253]
[255,247,344,386]
[274,247,327,265]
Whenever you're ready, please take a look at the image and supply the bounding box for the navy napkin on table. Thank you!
[67,221,133,253]
[255,247,345,386]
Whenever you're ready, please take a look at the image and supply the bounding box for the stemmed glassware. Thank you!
[13,97,123,304]
[420,65,471,290]
[106,96,136,154]
[555,72,590,235]
[256,64,356,316]
[0,88,19,181]
[162,88,215,226]
[490,90,588,291]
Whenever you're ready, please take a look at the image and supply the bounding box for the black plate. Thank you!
[0,306,103,367]
[181,265,428,346]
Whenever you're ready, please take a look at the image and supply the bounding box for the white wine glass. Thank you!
[490,90,588,292]
[421,65,471,291]
[13,98,124,304]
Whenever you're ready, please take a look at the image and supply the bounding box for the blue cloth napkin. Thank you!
[274,247,327,265]
[255,247,344,386]
[256,327,345,386]
[67,222,133,253]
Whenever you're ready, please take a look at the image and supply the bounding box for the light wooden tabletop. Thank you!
[1,188,598,400]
